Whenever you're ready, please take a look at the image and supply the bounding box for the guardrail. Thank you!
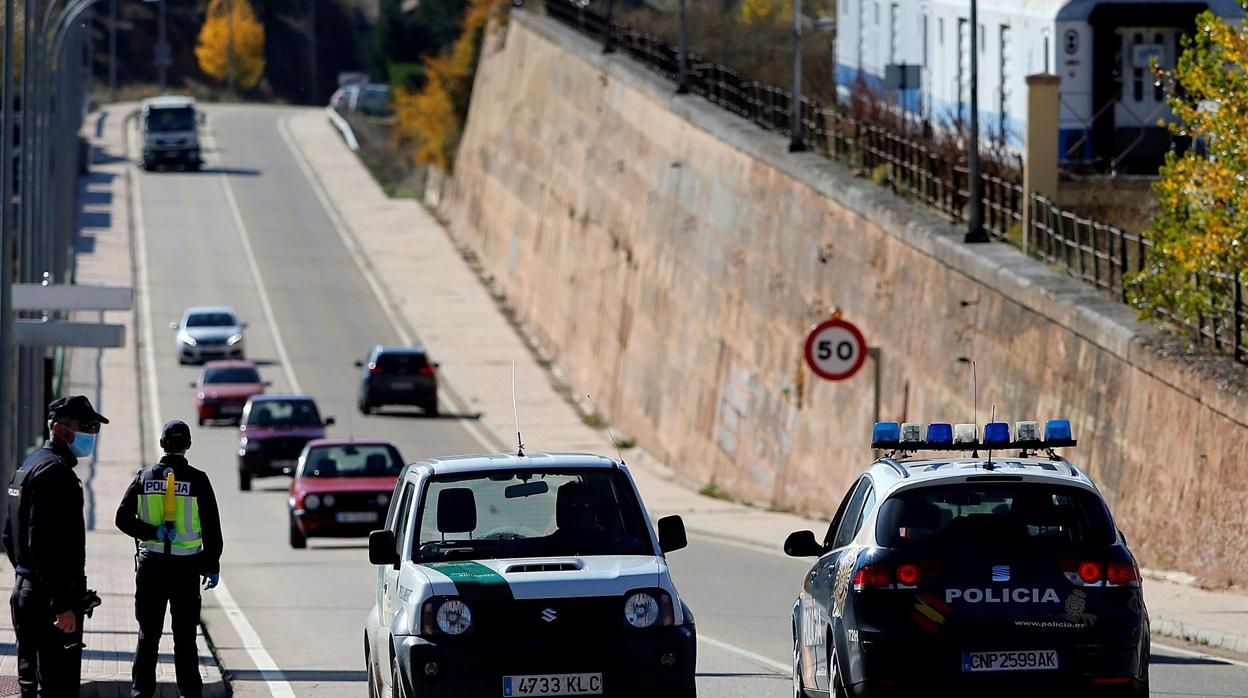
[541,0,1248,365]
[325,105,360,151]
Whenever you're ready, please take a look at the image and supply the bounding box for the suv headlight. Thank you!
[623,591,675,629]
[304,494,321,510]
[228,333,244,346]
[242,438,263,453]
[182,336,197,347]
[421,598,472,636]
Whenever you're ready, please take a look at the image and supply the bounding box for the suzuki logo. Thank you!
[991,565,1011,582]
[541,608,558,623]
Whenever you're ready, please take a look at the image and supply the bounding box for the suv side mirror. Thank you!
[324,416,336,427]
[189,382,198,389]
[368,530,399,567]
[169,321,179,330]
[354,360,364,368]
[657,515,688,553]
[784,530,824,557]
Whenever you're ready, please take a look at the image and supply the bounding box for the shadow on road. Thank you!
[229,669,367,682]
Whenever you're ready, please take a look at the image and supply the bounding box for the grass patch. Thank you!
[698,482,732,501]
[612,435,637,450]
[582,411,606,429]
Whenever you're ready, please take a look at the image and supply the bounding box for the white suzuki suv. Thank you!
[364,452,697,698]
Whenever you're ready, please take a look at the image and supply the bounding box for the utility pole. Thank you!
[226,0,235,95]
[789,0,804,152]
[306,0,318,101]
[155,0,169,91]
[1,0,18,494]
[965,0,987,242]
[109,0,117,101]
[676,0,688,93]
[602,0,615,53]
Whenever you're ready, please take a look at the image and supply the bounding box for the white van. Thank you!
[140,96,202,171]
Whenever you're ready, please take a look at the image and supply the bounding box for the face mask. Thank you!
[67,431,96,458]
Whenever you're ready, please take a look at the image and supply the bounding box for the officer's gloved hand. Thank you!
[202,573,220,591]
[156,524,175,542]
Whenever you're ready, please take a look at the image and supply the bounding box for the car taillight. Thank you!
[419,365,436,375]
[1060,556,1139,587]
[368,363,382,375]
[852,562,924,590]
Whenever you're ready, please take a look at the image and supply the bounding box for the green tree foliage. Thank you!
[1129,10,1248,325]
[372,0,467,86]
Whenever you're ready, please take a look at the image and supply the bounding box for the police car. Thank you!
[785,420,1149,697]
[364,452,697,697]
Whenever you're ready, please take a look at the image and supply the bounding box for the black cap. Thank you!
[160,420,192,451]
[47,395,109,425]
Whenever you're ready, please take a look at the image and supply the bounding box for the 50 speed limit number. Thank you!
[804,318,867,381]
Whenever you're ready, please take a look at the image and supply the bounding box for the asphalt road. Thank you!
[131,104,1248,697]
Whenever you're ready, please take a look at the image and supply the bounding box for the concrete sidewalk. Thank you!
[0,106,225,697]
[282,108,1248,659]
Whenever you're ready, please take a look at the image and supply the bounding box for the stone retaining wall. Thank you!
[442,9,1248,582]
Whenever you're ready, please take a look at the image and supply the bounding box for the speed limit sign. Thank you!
[804,318,867,381]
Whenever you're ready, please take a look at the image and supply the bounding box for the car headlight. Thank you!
[182,336,197,347]
[243,438,263,452]
[376,492,389,507]
[304,494,321,510]
[322,494,335,508]
[433,599,472,635]
[624,592,660,628]
[623,591,675,629]
[228,333,244,346]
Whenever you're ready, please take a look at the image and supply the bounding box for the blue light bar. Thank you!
[1044,419,1073,443]
[983,422,1010,444]
[872,422,901,448]
[926,423,953,445]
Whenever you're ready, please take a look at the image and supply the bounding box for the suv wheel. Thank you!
[239,470,252,491]
[423,399,439,417]
[289,513,307,549]
[792,634,808,698]
[359,397,374,415]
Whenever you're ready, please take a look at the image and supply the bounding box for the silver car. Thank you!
[171,306,247,364]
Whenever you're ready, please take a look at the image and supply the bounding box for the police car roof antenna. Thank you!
[970,359,980,459]
[512,359,525,457]
[586,394,625,466]
[984,404,997,471]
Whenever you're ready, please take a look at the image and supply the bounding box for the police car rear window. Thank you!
[876,483,1115,549]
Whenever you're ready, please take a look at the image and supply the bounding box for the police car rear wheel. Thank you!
[392,657,405,698]
[829,638,849,698]
[239,471,252,491]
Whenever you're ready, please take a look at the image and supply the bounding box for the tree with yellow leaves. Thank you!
[738,0,790,27]
[195,0,266,91]
[1129,10,1248,326]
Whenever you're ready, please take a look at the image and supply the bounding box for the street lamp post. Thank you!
[156,0,168,91]
[789,0,804,152]
[965,0,987,242]
[1,0,19,486]
[676,0,688,93]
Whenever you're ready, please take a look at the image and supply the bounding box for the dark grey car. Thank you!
[355,346,438,416]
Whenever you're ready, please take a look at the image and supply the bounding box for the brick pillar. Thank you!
[1023,73,1061,252]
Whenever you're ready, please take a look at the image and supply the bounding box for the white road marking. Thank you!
[132,119,296,698]
[699,634,789,675]
[1152,641,1248,669]
[275,115,500,450]
[205,127,302,394]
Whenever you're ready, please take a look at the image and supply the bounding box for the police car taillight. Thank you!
[1059,556,1139,587]
[853,562,923,590]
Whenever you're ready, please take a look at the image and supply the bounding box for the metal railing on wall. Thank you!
[541,0,1248,365]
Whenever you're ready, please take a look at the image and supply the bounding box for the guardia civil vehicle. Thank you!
[786,419,1149,697]
[364,452,697,697]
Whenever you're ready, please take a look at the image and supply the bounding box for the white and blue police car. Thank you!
[785,419,1148,697]
[364,452,697,697]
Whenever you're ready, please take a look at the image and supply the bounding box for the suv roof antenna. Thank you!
[512,359,525,457]
[586,394,625,465]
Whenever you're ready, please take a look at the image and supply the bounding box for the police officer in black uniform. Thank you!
[115,420,223,698]
[3,395,108,697]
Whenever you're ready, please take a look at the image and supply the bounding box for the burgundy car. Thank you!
[237,395,334,491]
[287,439,404,548]
[192,360,269,426]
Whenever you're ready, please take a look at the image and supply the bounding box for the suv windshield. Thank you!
[203,367,260,384]
[876,483,1116,550]
[246,400,322,427]
[375,352,429,374]
[414,468,652,561]
[186,313,235,328]
[146,107,196,133]
[302,444,403,478]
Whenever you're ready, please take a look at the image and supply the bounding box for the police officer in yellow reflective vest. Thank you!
[115,420,223,698]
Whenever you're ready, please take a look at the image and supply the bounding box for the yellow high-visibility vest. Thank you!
[137,469,203,555]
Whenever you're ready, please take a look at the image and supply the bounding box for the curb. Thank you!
[1151,616,1248,657]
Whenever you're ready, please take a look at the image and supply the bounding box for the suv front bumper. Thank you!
[395,625,696,697]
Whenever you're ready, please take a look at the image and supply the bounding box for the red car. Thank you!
[192,360,269,426]
[287,439,405,548]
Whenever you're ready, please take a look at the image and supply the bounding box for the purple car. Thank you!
[236,394,334,491]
